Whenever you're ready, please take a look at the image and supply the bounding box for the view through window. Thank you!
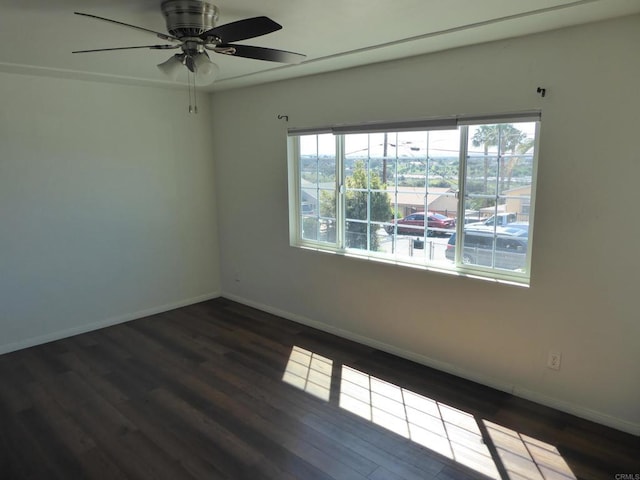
[289,115,539,284]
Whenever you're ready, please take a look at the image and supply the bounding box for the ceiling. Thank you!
[1,0,639,92]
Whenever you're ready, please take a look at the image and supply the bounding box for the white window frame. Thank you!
[287,112,540,286]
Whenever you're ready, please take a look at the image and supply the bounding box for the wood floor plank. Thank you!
[113,397,229,480]
[1,297,638,480]
[15,406,88,479]
[196,355,446,480]
[0,400,57,479]
[0,359,34,413]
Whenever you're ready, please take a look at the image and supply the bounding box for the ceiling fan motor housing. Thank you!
[161,0,218,38]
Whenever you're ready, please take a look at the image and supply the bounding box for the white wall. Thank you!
[0,74,221,353]
[212,15,640,434]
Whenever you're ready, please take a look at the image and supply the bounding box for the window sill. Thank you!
[294,243,530,288]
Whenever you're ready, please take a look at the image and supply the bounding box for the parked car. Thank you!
[508,222,530,234]
[385,212,455,236]
[466,223,529,236]
[445,227,528,270]
[466,212,518,228]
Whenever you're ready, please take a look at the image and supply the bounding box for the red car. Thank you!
[385,212,455,236]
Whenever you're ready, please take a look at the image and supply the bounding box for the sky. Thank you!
[299,122,537,160]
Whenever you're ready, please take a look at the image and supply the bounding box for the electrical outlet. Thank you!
[547,352,561,370]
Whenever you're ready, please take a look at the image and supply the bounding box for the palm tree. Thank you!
[505,137,535,190]
[471,124,528,193]
[471,125,499,194]
[497,125,528,192]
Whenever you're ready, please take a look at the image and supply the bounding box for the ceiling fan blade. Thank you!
[72,45,180,54]
[201,16,281,43]
[74,12,179,42]
[215,44,306,64]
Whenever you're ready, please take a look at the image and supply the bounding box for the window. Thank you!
[288,113,539,284]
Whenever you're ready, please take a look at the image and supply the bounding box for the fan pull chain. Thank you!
[186,71,192,113]
[192,70,198,114]
[187,70,198,114]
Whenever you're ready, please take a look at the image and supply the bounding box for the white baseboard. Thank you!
[511,385,640,436]
[0,291,222,356]
[222,292,640,436]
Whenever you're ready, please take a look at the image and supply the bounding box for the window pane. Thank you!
[299,134,336,245]
[370,158,386,189]
[397,158,426,189]
[460,121,536,275]
[465,155,498,196]
[302,216,320,241]
[459,230,528,271]
[428,158,458,190]
[345,133,370,160]
[468,124,501,156]
[319,189,336,218]
[345,191,368,221]
[346,221,369,250]
[370,190,392,222]
[302,217,337,243]
[345,158,367,190]
[300,135,318,157]
[428,129,459,159]
[319,158,336,183]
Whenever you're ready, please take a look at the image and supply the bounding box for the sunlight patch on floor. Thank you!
[281,349,576,480]
[484,420,576,479]
[282,346,333,401]
[340,365,500,479]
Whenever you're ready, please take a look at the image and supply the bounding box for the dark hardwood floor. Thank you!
[0,298,638,480]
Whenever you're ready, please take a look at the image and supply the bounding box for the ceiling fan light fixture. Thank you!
[193,53,219,83]
[157,54,184,80]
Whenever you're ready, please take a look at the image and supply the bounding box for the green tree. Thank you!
[429,159,458,188]
[344,161,392,251]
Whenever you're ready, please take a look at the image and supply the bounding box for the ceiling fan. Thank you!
[73,0,306,86]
